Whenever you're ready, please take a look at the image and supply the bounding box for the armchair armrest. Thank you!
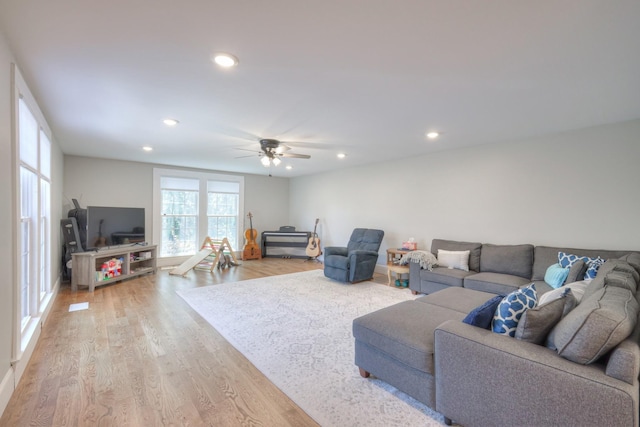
[434,320,638,427]
[324,246,348,257]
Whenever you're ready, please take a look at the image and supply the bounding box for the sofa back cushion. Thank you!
[547,286,639,364]
[480,244,533,279]
[431,239,482,272]
[531,246,635,281]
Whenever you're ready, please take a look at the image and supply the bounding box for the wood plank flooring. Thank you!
[1,259,388,426]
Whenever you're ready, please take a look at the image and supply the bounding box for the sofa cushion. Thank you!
[352,300,465,374]
[547,286,639,364]
[463,272,531,295]
[491,284,538,337]
[618,253,640,274]
[608,258,640,283]
[463,296,503,329]
[416,287,498,314]
[544,263,570,289]
[480,244,534,279]
[431,239,482,272]
[515,289,576,345]
[420,266,473,288]
[437,249,470,271]
[605,271,637,293]
[582,259,638,303]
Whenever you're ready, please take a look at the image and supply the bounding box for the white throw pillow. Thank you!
[538,279,591,306]
[437,249,470,272]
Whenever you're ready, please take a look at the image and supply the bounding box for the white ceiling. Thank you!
[1,0,639,177]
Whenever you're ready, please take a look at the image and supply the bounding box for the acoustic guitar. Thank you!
[305,218,322,258]
[242,212,262,260]
[94,219,107,248]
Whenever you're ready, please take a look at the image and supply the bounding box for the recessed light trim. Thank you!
[337,153,347,159]
[213,53,239,68]
[426,131,440,139]
[142,146,153,152]
[163,118,179,126]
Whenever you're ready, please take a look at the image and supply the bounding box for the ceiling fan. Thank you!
[237,138,311,167]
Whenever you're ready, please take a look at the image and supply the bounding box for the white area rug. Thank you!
[177,270,445,426]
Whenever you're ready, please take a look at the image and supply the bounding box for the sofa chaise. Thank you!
[353,239,640,426]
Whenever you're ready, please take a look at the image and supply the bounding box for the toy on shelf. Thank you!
[98,257,123,280]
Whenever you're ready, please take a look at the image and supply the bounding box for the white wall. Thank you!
[63,156,290,250]
[289,119,640,262]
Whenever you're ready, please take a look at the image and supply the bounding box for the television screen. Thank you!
[86,206,145,250]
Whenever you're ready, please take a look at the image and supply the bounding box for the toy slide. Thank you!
[169,248,214,276]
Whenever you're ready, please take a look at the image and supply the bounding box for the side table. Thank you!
[386,248,411,287]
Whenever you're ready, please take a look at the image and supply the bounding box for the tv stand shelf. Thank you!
[71,244,157,292]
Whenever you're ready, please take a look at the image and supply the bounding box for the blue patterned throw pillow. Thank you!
[492,284,538,337]
[585,257,605,279]
[558,252,606,280]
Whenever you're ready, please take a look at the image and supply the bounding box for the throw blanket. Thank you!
[400,250,438,271]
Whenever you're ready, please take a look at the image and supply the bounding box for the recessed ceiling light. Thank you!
[163,118,179,126]
[337,153,347,159]
[212,53,239,68]
[142,146,153,152]
[426,131,440,139]
[285,165,293,170]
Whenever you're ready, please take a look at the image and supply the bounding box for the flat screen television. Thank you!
[86,206,145,250]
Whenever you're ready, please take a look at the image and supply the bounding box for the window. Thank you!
[207,181,240,245]
[159,177,199,257]
[13,65,53,357]
[153,169,244,259]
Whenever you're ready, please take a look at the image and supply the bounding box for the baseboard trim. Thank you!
[0,366,15,418]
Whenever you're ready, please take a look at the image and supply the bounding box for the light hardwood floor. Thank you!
[1,258,388,426]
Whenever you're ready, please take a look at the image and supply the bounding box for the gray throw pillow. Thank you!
[565,259,587,284]
[515,289,576,345]
[547,286,639,364]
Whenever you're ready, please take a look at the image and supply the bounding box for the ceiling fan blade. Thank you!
[281,140,339,150]
[234,147,260,153]
[280,152,311,159]
[274,144,291,153]
[234,154,261,159]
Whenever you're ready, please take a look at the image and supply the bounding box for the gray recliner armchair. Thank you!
[324,228,384,283]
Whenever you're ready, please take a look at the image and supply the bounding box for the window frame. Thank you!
[153,168,244,264]
[12,63,53,363]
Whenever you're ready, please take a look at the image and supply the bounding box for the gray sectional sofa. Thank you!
[353,239,640,426]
